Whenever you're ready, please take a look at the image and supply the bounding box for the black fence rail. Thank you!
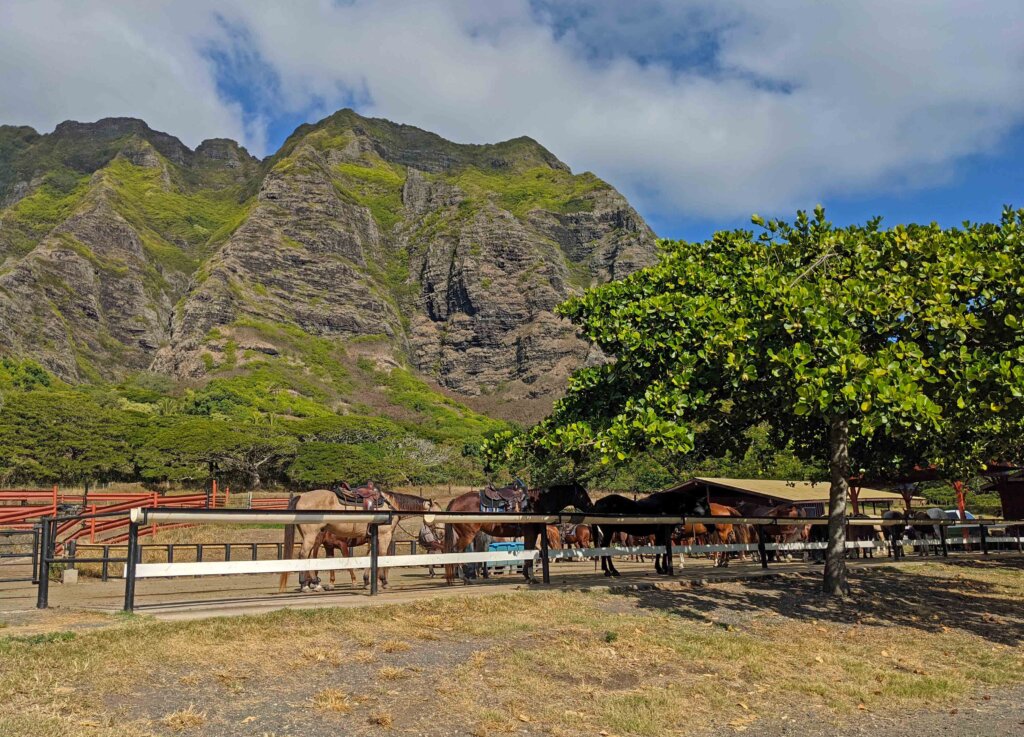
[0,527,40,584]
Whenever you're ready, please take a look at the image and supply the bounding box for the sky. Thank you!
[2,0,1023,241]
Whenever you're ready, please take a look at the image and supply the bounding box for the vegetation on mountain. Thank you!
[0,357,503,488]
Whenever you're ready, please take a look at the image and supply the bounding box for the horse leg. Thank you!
[298,533,321,592]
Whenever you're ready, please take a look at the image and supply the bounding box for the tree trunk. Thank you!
[823,416,851,596]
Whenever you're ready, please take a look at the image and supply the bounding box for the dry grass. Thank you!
[161,705,206,731]
[378,639,411,653]
[378,666,408,680]
[0,559,1022,737]
[310,687,352,713]
[370,709,394,727]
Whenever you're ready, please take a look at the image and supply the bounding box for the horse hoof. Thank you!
[612,570,621,577]
[313,584,324,592]
[604,570,613,577]
[322,584,334,591]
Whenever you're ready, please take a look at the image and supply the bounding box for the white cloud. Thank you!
[2,0,1023,220]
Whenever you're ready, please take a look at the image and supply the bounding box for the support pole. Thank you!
[939,522,948,558]
[756,525,768,569]
[369,524,379,596]
[124,521,139,612]
[36,516,52,609]
[540,525,550,584]
[980,523,988,555]
[664,526,674,576]
[889,522,902,560]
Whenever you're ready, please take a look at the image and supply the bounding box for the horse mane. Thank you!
[382,489,432,511]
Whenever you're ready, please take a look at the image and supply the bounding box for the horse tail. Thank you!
[278,494,300,592]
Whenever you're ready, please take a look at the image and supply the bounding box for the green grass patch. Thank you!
[332,156,406,230]
[446,166,607,218]
[0,173,90,256]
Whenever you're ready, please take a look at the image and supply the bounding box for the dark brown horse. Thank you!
[443,482,592,585]
[591,488,707,577]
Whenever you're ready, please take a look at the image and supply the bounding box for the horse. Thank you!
[443,482,592,585]
[908,508,945,556]
[846,514,885,558]
[590,488,707,577]
[675,502,742,567]
[312,529,360,588]
[278,487,433,592]
[735,502,809,562]
[562,523,592,549]
[418,521,445,577]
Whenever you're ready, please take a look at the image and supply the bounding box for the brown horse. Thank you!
[675,502,740,567]
[562,524,592,549]
[313,529,360,588]
[278,488,433,592]
[443,482,592,585]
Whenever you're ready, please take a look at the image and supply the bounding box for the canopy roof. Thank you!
[673,477,924,504]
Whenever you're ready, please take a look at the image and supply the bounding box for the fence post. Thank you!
[101,546,110,581]
[939,522,949,558]
[756,525,768,569]
[36,517,52,609]
[369,524,379,596]
[540,525,551,584]
[30,524,42,585]
[980,523,988,555]
[52,484,58,516]
[664,526,674,576]
[124,521,139,612]
[67,539,77,570]
[889,523,902,560]
[90,505,97,543]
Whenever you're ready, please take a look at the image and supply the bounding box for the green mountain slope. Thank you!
[0,111,656,439]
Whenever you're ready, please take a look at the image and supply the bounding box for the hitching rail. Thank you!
[26,507,1023,613]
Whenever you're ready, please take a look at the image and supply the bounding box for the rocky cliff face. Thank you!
[0,111,656,420]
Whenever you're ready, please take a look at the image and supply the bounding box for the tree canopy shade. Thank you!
[502,207,1024,595]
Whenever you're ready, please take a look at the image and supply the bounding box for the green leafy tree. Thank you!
[135,417,297,487]
[508,208,1024,595]
[0,389,132,484]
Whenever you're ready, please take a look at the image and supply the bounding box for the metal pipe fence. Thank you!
[23,507,1024,613]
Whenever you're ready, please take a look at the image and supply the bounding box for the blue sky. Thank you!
[3,1,1024,242]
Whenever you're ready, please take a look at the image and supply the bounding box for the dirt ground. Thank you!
[1,557,1023,737]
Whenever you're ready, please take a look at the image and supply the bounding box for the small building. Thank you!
[668,477,923,516]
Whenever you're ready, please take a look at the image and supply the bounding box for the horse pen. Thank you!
[3,504,1024,737]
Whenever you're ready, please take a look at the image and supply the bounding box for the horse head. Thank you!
[532,482,593,514]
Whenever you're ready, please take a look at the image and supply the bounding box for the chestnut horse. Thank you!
[278,488,433,592]
[675,502,742,567]
[443,482,592,585]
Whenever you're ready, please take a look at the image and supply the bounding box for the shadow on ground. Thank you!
[625,557,1024,646]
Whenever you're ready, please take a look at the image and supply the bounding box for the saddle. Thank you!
[479,483,527,512]
[333,483,384,509]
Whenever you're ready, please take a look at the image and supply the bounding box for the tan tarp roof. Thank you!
[690,477,923,503]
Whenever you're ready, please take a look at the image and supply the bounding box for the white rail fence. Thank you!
[90,507,1021,611]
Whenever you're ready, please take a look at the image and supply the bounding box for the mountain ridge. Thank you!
[0,109,657,423]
